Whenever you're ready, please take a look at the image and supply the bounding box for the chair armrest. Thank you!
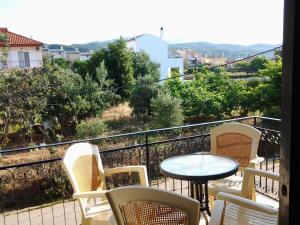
[244,167,280,181]
[73,190,107,199]
[249,156,265,167]
[208,200,225,225]
[104,165,149,186]
[216,192,278,215]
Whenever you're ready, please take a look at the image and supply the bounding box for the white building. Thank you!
[0,28,43,70]
[79,50,93,61]
[42,45,92,62]
[126,28,184,81]
[43,45,67,59]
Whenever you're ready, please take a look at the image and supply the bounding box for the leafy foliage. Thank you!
[129,75,160,118]
[0,59,117,146]
[132,51,160,80]
[103,38,134,99]
[76,118,106,139]
[0,33,9,68]
[0,69,48,144]
[253,57,282,116]
[231,56,268,73]
[151,91,184,128]
[165,70,247,120]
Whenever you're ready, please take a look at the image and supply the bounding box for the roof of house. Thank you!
[0,27,43,47]
[127,34,145,42]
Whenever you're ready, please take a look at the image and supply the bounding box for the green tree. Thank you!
[76,118,106,139]
[0,33,9,69]
[129,74,160,118]
[254,57,282,117]
[72,60,88,77]
[132,51,160,80]
[233,56,268,73]
[51,57,71,69]
[165,70,247,120]
[86,49,105,79]
[0,70,48,145]
[151,91,184,128]
[104,38,134,99]
[79,63,119,117]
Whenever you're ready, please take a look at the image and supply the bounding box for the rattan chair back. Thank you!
[106,186,200,225]
[211,123,261,168]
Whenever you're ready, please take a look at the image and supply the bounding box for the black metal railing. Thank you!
[0,116,280,225]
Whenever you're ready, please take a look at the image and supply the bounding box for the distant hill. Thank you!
[46,40,281,59]
[169,42,281,59]
[46,40,114,53]
[70,40,114,51]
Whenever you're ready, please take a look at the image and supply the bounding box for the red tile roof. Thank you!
[0,28,43,47]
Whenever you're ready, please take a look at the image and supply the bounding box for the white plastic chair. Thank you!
[209,192,278,225]
[105,186,200,225]
[62,142,149,225]
[208,123,264,206]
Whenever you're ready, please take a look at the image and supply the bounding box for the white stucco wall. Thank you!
[80,53,91,61]
[66,52,80,61]
[127,34,183,81]
[48,50,66,59]
[5,46,43,69]
[168,57,184,79]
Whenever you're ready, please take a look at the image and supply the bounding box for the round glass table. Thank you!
[160,152,239,215]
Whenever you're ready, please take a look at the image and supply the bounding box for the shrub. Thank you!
[76,118,106,139]
[129,75,160,118]
[151,91,184,128]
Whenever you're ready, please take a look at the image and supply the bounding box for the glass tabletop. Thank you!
[160,153,239,181]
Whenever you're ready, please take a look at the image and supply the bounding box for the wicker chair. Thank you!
[209,192,278,225]
[62,142,149,225]
[208,123,264,207]
[105,186,200,225]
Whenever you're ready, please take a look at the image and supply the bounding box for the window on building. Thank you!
[18,51,30,68]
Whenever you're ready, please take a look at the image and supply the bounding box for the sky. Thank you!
[0,0,284,45]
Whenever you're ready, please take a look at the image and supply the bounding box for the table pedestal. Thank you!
[190,181,211,216]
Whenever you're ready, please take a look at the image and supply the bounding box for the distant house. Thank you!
[43,45,67,59]
[126,28,184,81]
[42,45,92,62]
[0,27,43,70]
[79,50,93,61]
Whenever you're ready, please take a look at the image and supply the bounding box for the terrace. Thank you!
[0,116,280,225]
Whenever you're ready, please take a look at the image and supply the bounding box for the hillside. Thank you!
[46,39,280,59]
[169,42,280,59]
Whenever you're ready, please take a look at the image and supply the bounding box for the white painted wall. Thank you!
[48,50,66,59]
[66,52,80,61]
[4,46,43,69]
[127,34,183,81]
[168,57,184,77]
[79,53,92,61]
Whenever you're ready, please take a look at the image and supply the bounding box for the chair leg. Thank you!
[82,216,92,225]
[209,195,215,209]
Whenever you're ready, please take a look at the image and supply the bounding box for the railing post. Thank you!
[145,133,150,184]
[253,116,257,128]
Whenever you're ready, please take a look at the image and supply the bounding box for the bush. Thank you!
[129,75,160,118]
[151,91,184,128]
[76,118,106,139]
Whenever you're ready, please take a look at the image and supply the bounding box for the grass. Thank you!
[101,102,132,121]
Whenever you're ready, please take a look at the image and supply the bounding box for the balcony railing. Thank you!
[0,116,280,225]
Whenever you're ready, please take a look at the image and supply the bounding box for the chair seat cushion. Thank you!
[208,175,243,196]
[223,202,278,225]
